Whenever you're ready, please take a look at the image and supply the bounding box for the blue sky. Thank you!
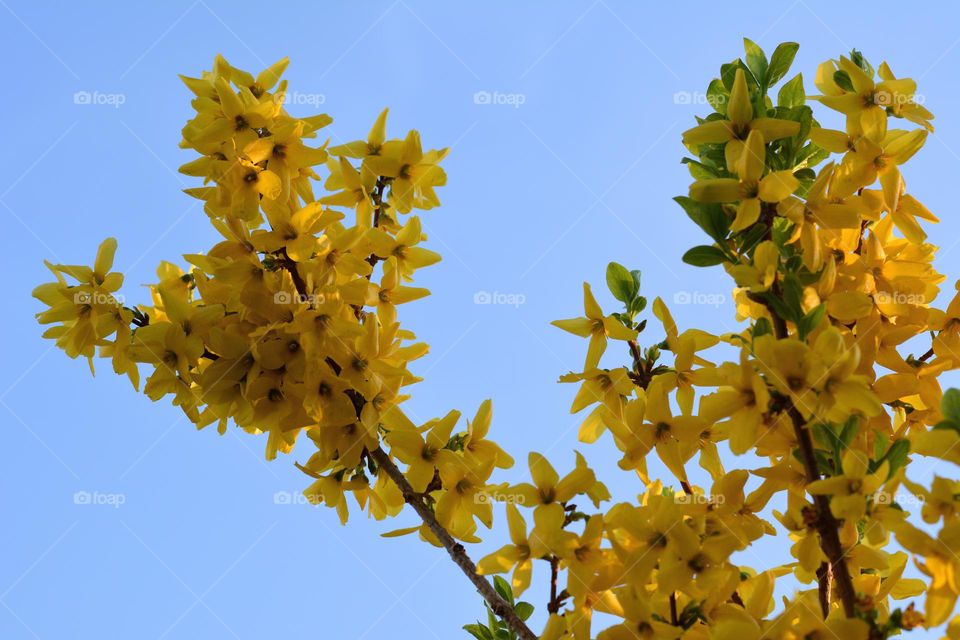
[3,1,960,638]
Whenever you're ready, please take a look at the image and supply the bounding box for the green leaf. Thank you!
[720,59,740,90]
[514,602,535,622]
[767,42,799,86]
[486,604,499,631]
[942,388,960,422]
[797,303,825,340]
[833,69,854,92]
[753,317,772,338]
[873,431,889,461]
[780,273,805,323]
[763,292,796,325]
[814,450,834,476]
[673,196,729,244]
[464,624,495,640]
[681,157,720,180]
[777,73,805,108]
[706,78,728,115]
[743,38,768,86]
[737,224,768,255]
[682,246,727,267]
[880,439,910,479]
[493,576,514,605]
[606,262,638,303]
[839,416,859,449]
[812,423,834,450]
[629,295,647,315]
[850,49,874,78]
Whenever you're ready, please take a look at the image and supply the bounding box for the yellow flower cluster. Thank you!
[532,42,959,640]
[33,55,507,538]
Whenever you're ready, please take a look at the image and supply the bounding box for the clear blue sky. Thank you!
[3,1,960,638]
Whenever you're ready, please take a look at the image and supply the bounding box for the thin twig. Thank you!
[369,447,537,640]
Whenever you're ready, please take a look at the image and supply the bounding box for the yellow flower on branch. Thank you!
[689,130,799,231]
[682,67,800,171]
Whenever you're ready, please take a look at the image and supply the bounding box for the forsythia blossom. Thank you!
[33,41,960,640]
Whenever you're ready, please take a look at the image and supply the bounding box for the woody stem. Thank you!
[761,294,857,618]
[369,447,537,640]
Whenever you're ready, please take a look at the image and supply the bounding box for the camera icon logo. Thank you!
[473,91,492,105]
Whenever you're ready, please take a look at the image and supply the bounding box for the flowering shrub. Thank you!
[34,41,960,639]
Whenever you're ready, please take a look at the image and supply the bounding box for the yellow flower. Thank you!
[320,156,376,227]
[642,380,705,485]
[776,162,863,271]
[462,399,514,470]
[552,283,637,369]
[328,108,389,158]
[243,119,328,200]
[384,408,459,492]
[832,129,927,201]
[511,452,602,511]
[813,56,919,143]
[476,503,534,595]
[365,129,448,214]
[807,450,888,521]
[689,130,799,231]
[894,520,960,626]
[560,367,634,424]
[33,237,127,361]
[699,351,771,455]
[682,67,800,171]
[434,452,495,542]
[596,585,679,640]
[726,240,779,292]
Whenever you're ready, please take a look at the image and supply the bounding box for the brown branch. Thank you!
[789,404,857,617]
[758,295,857,618]
[369,447,537,640]
[366,175,389,270]
[279,247,309,300]
[816,562,833,618]
[669,592,679,626]
[545,555,569,614]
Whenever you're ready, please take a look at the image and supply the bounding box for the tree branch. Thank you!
[368,447,538,640]
[758,295,857,618]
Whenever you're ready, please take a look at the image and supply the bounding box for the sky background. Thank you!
[3,1,960,638]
